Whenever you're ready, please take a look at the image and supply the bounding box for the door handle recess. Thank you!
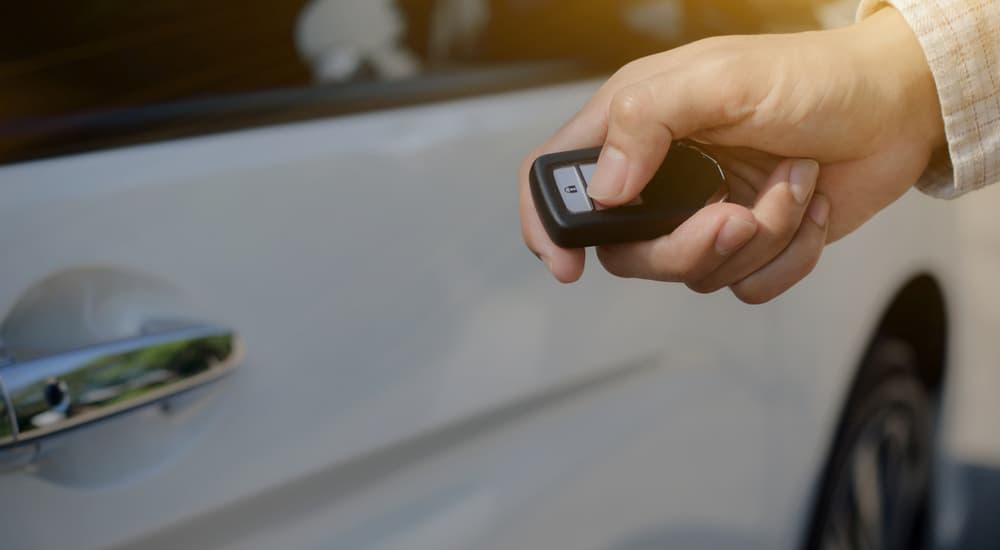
[0,323,241,450]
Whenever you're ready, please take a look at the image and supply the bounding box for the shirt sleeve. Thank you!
[857,0,1000,199]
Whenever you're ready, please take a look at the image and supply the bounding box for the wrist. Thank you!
[848,6,946,151]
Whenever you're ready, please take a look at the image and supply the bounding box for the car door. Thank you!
[0,2,843,549]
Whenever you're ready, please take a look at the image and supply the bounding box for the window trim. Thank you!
[1,61,597,166]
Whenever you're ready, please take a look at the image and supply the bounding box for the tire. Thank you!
[806,338,935,550]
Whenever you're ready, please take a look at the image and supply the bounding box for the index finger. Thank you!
[519,106,607,282]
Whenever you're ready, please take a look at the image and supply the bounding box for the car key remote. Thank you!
[530,141,726,248]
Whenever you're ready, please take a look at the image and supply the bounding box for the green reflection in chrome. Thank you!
[6,331,236,442]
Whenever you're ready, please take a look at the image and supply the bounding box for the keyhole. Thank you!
[43,377,67,408]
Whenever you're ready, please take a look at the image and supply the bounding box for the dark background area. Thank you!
[0,0,822,164]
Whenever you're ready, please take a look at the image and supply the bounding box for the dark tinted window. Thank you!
[0,0,842,164]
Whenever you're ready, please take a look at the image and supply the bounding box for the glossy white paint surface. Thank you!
[0,81,969,549]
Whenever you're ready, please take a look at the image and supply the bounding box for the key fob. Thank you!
[529,141,726,248]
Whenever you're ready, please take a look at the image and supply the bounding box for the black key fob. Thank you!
[529,141,726,248]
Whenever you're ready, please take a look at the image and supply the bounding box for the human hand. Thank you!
[520,7,945,303]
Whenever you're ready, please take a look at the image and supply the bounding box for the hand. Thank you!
[520,7,945,303]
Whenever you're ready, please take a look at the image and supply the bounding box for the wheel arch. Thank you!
[868,273,948,394]
[801,272,949,550]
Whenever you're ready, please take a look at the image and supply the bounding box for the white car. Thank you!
[0,2,996,549]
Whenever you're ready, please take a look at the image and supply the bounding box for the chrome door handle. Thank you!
[0,323,241,449]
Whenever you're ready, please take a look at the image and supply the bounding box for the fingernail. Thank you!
[789,159,819,205]
[715,216,757,255]
[586,146,628,201]
[808,194,830,226]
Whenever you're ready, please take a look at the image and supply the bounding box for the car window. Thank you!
[0,0,845,165]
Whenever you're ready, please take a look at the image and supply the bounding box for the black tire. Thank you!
[806,338,935,550]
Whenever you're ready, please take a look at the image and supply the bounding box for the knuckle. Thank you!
[608,61,635,84]
[687,279,724,295]
[609,58,643,85]
[793,248,824,281]
[730,281,775,305]
[691,34,728,51]
[609,83,653,133]
[765,217,803,249]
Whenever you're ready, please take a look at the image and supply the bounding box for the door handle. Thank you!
[0,323,242,451]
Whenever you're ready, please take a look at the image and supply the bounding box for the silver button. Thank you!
[554,166,593,213]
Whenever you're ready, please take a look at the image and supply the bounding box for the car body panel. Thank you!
[0,80,966,549]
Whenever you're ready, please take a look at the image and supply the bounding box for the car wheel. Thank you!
[808,338,934,550]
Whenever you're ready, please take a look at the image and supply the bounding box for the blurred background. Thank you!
[0,0,859,164]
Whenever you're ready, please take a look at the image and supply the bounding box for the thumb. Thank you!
[586,68,738,206]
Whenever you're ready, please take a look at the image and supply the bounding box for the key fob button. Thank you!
[577,162,643,207]
[554,166,593,213]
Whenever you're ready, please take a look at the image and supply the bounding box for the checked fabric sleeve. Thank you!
[858,0,1000,198]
